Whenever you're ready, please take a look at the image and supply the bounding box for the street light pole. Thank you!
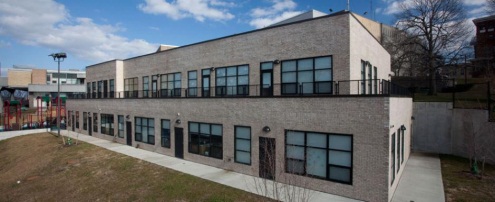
[49,53,67,138]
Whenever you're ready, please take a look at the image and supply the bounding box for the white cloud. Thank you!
[0,0,157,63]
[138,0,235,22]
[248,0,302,28]
[382,0,489,15]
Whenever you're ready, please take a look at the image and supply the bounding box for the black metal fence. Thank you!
[68,80,412,100]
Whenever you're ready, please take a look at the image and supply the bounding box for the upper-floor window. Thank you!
[97,81,103,98]
[160,73,181,97]
[281,56,332,95]
[143,76,149,98]
[285,130,352,184]
[103,80,108,98]
[361,60,366,95]
[109,79,115,98]
[215,65,249,96]
[124,77,138,98]
[92,82,96,98]
[374,67,378,94]
[86,83,91,98]
[188,71,198,97]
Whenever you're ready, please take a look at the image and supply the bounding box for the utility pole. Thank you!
[49,53,67,138]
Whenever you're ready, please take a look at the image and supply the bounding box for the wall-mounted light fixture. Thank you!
[263,126,271,132]
[401,125,406,131]
[210,67,215,71]
[126,115,130,120]
[176,119,181,124]
[273,59,280,64]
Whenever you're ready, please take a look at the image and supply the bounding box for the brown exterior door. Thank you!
[259,137,276,180]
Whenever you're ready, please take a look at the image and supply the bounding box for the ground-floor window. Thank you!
[285,130,353,184]
[188,122,222,159]
[161,119,170,148]
[83,112,87,130]
[93,113,98,133]
[234,126,251,165]
[101,114,114,136]
[76,111,79,129]
[135,117,155,145]
[118,115,124,138]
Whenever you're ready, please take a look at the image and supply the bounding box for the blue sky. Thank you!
[0,0,490,75]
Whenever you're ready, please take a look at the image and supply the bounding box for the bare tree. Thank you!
[394,0,471,95]
[488,0,495,14]
[249,139,316,202]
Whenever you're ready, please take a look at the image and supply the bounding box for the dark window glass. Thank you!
[160,73,181,97]
[124,77,138,98]
[93,113,98,133]
[281,56,332,95]
[76,111,79,128]
[215,65,249,96]
[83,112,87,130]
[143,76,149,98]
[110,79,115,98]
[188,122,222,159]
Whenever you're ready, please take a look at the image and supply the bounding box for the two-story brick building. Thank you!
[67,11,412,202]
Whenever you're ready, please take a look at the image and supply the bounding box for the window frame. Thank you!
[160,72,182,97]
[135,117,155,145]
[76,111,79,129]
[100,114,114,136]
[93,113,98,133]
[161,119,171,148]
[188,121,223,159]
[188,70,198,97]
[124,77,138,98]
[280,56,333,95]
[215,64,250,96]
[234,125,251,165]
[285,130,353,185]
[391,133,396,185]
[109,79,115,98]
[118,115,124,138]
[143,76,149,98]
[83,112,87,130]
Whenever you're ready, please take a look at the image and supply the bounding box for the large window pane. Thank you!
[282,61,296,72]
[329,166,351,182]
[236,151,250,164]
[329,135,352,151]
[315,69,332,81]
[307,148,326,177]
[315,57,331,69]
[329,150,352,167]
[307,133,326,148]
[298,59,313,70]
[236,139,250,152]
[287,131,304,145]
[286,145,304,160]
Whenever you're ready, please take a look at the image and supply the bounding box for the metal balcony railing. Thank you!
[67,80,412,99]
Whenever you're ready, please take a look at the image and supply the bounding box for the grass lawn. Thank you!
[440,155,495,202]
[0,133,271,201]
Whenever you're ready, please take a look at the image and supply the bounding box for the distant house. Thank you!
[67,10,412,202]
[6,66,86,107]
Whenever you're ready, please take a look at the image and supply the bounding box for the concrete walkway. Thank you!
[1,130,445,202]
[392,153,445,202]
